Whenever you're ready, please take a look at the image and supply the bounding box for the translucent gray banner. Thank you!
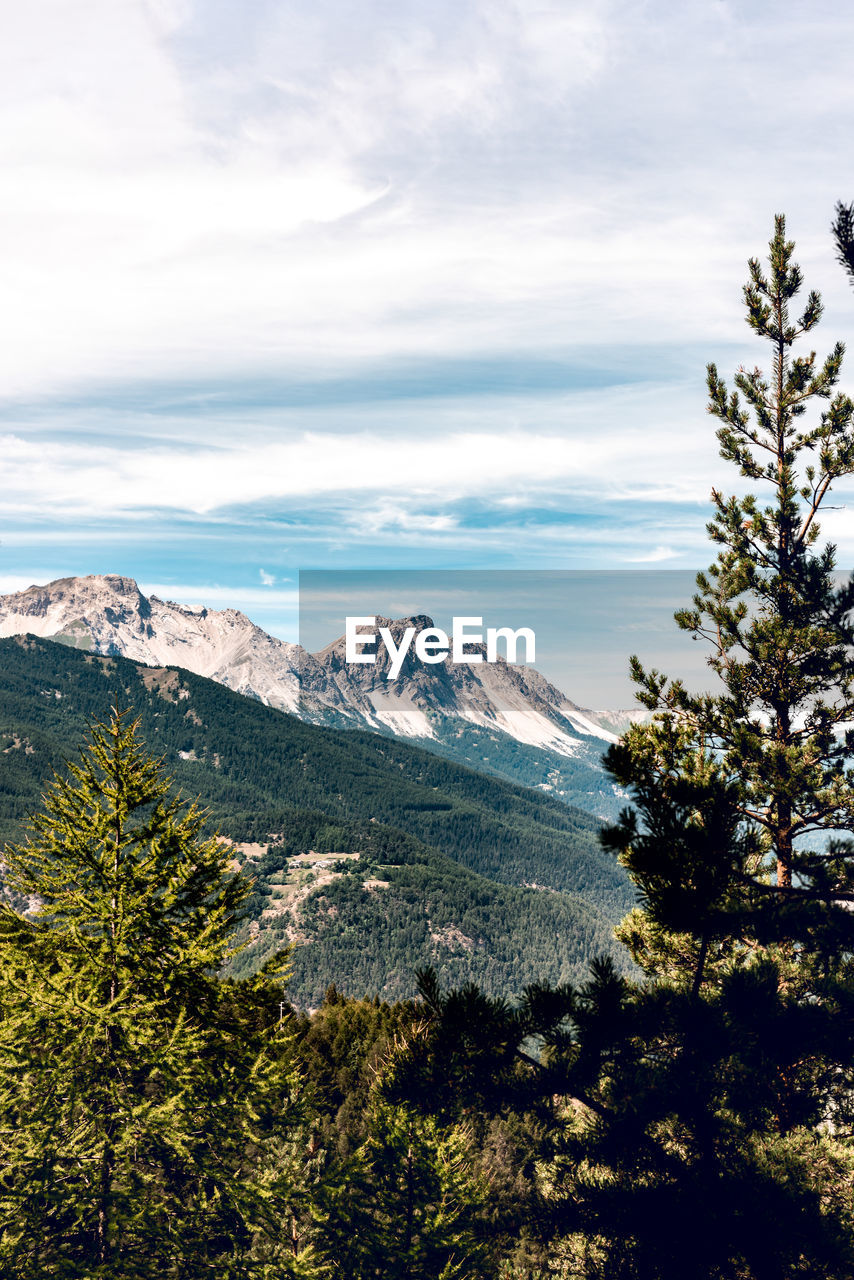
[298,568,720,713]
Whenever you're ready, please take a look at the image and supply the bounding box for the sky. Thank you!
[4,0,854,657]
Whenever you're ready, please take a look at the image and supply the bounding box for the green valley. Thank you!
[0,635,631,1004]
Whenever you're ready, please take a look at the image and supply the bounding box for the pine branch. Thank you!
[832,200,854,288]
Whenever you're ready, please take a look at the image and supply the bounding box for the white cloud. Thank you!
[139,581,298,610]
[352,505,460,537]
[5,0,854,407]
[626,545,678,564]
[5,0,854,583]
[0,573,66,595]
[0,416,724,516]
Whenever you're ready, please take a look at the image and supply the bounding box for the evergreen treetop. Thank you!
[4,701,246,997]
[634,214,854,891]
[389,217,854,1279]
[0,706,319,1279]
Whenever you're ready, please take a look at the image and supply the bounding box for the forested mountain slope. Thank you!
[0,575,635,817]
[0,635,632,1002]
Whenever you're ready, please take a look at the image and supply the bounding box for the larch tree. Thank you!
[0,705,319,1280]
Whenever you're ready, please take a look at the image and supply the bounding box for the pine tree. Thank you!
[318,1100,491,1280]
[667,213,854,889]
[0,705,319,1279]
[832,199,854,290]
[390,218,854,1278]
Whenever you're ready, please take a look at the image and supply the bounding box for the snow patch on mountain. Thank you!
[0,579,637,784]
[366,690,436,739]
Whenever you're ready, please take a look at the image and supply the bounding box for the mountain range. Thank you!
[0,575,642,817]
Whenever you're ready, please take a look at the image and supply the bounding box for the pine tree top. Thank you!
[2,704,249,995]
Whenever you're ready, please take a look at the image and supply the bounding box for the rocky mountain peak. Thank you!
[0,576,636,768]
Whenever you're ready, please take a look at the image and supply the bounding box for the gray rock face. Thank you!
[0,576,638,755]
[0,574,302,711]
